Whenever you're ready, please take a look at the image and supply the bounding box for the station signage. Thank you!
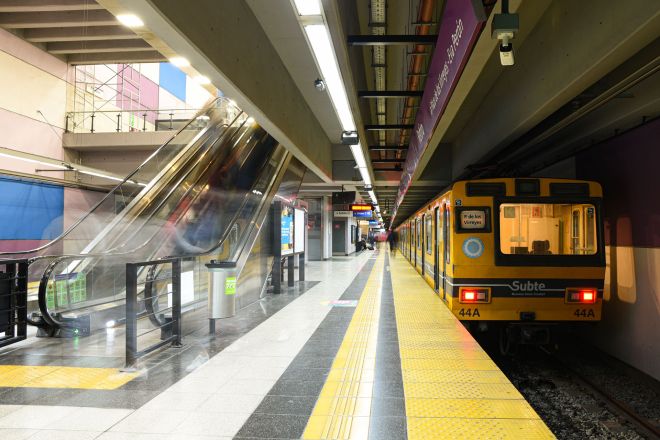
[350,204,373,212]
[369,220,380,227]
[353,210,373,219]
[334,210,352,218]
[390,0,487,223]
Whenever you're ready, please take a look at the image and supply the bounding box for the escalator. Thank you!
[0,97,296,336]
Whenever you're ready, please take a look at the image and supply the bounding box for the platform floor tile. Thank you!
[302,252,385,439]
[389,252,556,440]
[0,365,136,390]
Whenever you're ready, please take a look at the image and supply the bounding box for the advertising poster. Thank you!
[281,206,294,255]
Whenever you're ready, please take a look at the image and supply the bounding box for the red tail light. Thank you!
[566,288,598,304]
[459,288,489,303]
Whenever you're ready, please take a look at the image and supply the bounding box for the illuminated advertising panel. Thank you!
[281,205,294,255]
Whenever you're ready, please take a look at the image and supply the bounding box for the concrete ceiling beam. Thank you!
[0,9,117,28]
[47,38,151,53]
[0,0,104,13]
[67,50,165,64]
[23,25,135,42]
[450,0,660,178]
[97,0,334,183]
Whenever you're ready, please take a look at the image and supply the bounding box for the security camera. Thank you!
[498,34,515,66]
[492,13,518,66]
[314,78,326,92]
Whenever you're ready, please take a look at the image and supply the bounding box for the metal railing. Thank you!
[124,257,182,369]
[0,259,28,349]
[65,108,205,134]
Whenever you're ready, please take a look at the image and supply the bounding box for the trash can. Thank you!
[206,261,238,319]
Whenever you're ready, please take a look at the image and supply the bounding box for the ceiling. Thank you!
[0,0,165,64]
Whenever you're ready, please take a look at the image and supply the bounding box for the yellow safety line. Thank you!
[389,253,556,439]
[0,365,137,390]
[303,251,385,440]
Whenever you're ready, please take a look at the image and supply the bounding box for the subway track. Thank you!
[475,330,660,439]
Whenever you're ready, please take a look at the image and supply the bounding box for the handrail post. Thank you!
[90,113,95,133]
[116,113,121,132]
[169,112,174,130]
[65,114,70,133]
[124,262,138,370]
[142,113,147,131]
[171,259,182,347]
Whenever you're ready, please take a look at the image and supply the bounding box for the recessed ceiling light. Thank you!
[194,75,211,85]
[169,56,190,67]
[117,14,144,28]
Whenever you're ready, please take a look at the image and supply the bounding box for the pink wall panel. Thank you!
[116,64,159,124]
[0,108,65,175]
[0,239,50,252]
[0,28,67,80]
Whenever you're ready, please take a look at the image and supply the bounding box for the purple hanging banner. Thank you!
[391,0,486,223]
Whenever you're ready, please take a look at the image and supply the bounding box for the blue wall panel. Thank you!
[0,177,64,240]
[159,62,186,102]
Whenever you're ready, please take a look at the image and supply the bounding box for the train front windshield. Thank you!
[499,203,598,255]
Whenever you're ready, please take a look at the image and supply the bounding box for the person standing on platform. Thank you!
[388,230,397,256]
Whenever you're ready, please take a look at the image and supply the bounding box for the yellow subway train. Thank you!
[395,178,605,350]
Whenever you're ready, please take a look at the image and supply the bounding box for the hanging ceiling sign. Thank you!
[350,204,373,212]
[391,0,487,223]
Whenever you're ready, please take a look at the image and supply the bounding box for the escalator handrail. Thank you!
[0,97,236,258]
[37,140,289,329]
[34,117,255,328]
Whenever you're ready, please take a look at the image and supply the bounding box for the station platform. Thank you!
[0,248,554,439]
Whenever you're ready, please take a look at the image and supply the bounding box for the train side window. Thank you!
[499,203,598,255]
[425,214,432,255]
[445,207,451,263]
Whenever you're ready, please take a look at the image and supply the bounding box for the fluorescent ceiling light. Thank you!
[0,152,69,170]
[169,56,190,67]
[304,24,355,132]
[194,75,211,85]
[350,144,367,168]
[78,169,144,186]
[293,0,321,16]
[358,167,371,186]
[117,14,144,28]
[77,169,124,183]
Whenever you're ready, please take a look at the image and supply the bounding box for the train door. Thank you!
[434,207,440,291]
[441,204,449,300]
[421,215,426,275]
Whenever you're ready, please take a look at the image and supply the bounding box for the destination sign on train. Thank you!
[460,210,487,229]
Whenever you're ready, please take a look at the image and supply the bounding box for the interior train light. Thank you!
[459,288,489,303]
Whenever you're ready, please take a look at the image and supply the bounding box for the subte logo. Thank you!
[510,281,547,292]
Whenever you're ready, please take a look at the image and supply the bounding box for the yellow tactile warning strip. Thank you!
[302,251,385,439]
[389,253,556,439]
[0,365,137,389]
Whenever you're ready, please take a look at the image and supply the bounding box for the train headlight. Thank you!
[565,288,597,304]
[459,287,490,303]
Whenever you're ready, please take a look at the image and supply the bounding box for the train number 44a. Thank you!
[459,308,480,318]
[574,309,595,318]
